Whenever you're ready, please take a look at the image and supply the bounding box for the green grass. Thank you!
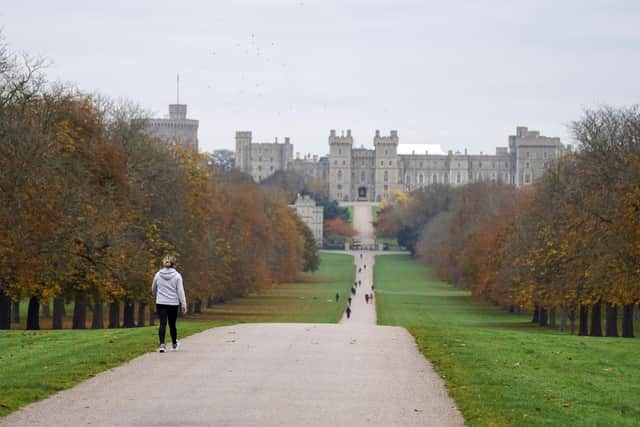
[375,254,640,427]
[199,252,354,323]
[0,321,227,416]
[372,205,380,221]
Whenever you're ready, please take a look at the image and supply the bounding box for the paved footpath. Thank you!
[1,203,464,427]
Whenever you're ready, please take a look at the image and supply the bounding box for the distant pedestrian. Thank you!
[358,280,362,287]
[365,294,369,304]
[358,267,361,273]
[360,253,363,259]
[335,292,340,303]
[152,254,187,353]
[370,293,374,303]
[348,296,352,306]
[364,264,366,269]
[346,306,351,319]
[351,287,356,296]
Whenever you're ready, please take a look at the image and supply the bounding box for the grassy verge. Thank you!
[375,254,640,427]
[198,252,354,323]
[0,320,227,416]
[372,205,380,221]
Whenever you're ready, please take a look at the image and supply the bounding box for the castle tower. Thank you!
[374,130,400,202]
[328,129,353,202]
[235,131,252,173]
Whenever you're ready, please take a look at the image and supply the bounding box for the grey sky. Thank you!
[3,1,640,155]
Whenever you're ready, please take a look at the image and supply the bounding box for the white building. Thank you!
[290,195,323,247]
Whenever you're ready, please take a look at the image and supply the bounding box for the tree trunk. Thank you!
[538,307,548,327]
[605,303,618,337]
[72,293,88,329]
[108,301,120,328]
[590,302,602,337]
[194,300,202,314]
[549,308,556,329]
[569,309,576,335]
[0,291,11,329]
[26,296,40,330]
[578,305,589,336]
[52,297,65,329]
[11,300,20,323]
[149,304,155,326]
[40,300,50,318]
[122,298,135,327]
[559,308,567,332]
[91,299,104,329]
[137,302,147,327]
[531,305,539,323]
[622,304,635,338]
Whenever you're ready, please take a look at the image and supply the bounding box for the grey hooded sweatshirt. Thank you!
[152,268,187,306]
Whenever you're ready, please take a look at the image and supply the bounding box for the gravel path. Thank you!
[1,323,464,427]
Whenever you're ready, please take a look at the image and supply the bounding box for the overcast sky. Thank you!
[3,1,640,155]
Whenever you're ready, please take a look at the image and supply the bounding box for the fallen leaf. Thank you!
[563,403,571,408]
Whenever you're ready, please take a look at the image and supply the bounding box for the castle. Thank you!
[235,127,564,202]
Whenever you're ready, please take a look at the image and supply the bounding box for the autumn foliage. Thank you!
[376,106,640,338]
[0,41,317,330]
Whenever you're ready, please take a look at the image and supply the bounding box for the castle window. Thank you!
[342,160,346,165]
[270,166,274,171]
[361,171,365,182]
[337,184,342,190]
[380,161,384,166]
[258,166,262,171]
[334,160,338,165]
[384,185,388,191]
[456,173,461,184]
[384,171,388,182]
[492,161,495,168]
[419,161,423,168]
[505,161,508,168]
[525,174,531,184]
[544,151,548,159]
[419,174,423,184]
[385,150,388,155]
[337,170,343,181]
[479,161,483,168]
[525,162,530,169]
[339,149,342,155]
[432,174,437,184]
[406,175,411,185]
[526,151,530,158]
[259,156,263,161]
[388,160,392,166]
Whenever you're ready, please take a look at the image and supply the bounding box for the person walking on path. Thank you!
[335,292,340,303]
[152,254,187,353]
[365,294,369,304]
[348,296,352,306]
[346,306,351,319]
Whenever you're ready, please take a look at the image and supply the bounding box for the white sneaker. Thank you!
[158,344,166,353]
[172,340,181,351]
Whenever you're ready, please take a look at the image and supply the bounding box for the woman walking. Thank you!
[152,255,187,353]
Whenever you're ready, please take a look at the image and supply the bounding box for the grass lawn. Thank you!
[0,320,227,416]
[372,205,380,221]
[0,252,354,417]
[375,254,640,427]
[198,252,354,323]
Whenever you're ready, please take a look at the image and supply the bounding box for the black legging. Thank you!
[157,304,178,345]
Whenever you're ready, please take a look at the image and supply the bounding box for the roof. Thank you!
[397,144,445,155]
